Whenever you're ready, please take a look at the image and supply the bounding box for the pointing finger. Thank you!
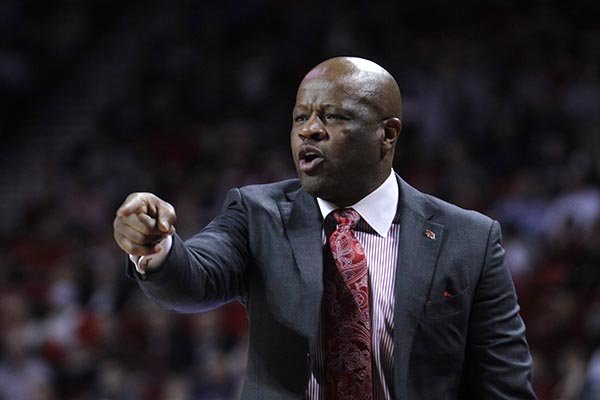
[117,194,149,217]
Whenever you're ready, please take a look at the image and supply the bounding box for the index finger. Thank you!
[117,194,148,217]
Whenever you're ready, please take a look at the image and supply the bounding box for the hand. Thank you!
[113,192,176,256]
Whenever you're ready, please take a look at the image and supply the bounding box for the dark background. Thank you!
[1,1,599,399]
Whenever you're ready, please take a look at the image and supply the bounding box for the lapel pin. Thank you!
[424,229,436,240]
[443,290,453,298]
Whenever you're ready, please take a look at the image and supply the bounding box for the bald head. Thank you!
[300,56,402,119]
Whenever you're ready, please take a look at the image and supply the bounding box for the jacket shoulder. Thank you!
[399,176,494,230]
[220,179,303,213]
[236,178,302,202]
[425,193,494,229]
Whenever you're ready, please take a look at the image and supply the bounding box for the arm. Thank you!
[115,189,250,313]
[461,221,537,399]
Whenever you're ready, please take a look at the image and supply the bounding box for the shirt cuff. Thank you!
[129,235,173,275]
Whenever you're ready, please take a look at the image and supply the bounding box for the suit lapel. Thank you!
[277,187,324,351]
[392,176,445,399]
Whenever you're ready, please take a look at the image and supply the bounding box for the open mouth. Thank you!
[298,146,325,173]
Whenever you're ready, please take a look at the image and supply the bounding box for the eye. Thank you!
[294,114,307,123]
[325,113,346,121]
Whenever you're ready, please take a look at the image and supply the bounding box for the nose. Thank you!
[299,114,327,141]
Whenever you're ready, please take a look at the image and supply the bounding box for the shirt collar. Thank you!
[316,169,398,238]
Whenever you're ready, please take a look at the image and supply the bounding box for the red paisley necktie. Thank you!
[324,208,373,399]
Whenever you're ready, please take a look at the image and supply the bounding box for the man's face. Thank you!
[291,74,385,206]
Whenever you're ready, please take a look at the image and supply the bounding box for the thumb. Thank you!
[157,204,176,235]
[158,218,174,234]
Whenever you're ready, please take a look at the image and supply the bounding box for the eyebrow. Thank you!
[293,104,351,112]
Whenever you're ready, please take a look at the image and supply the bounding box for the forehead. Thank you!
[294,75,377,110]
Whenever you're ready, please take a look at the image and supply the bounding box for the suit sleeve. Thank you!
[461,220,537,399]
[128,188,250,313]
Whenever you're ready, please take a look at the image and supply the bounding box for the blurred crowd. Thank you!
[1,1,599,399]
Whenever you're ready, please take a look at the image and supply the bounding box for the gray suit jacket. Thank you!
[130,175,536,399]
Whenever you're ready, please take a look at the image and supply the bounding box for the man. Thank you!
[113,57,536,399]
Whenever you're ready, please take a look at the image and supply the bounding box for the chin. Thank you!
[300,179,345,206]
[298,175,326,198]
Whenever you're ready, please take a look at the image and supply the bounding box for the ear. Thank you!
[381,117,402,151]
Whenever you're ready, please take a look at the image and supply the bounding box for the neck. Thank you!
[328,169,392,207]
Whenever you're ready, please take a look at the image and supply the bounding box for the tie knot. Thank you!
[332,208,360,228]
